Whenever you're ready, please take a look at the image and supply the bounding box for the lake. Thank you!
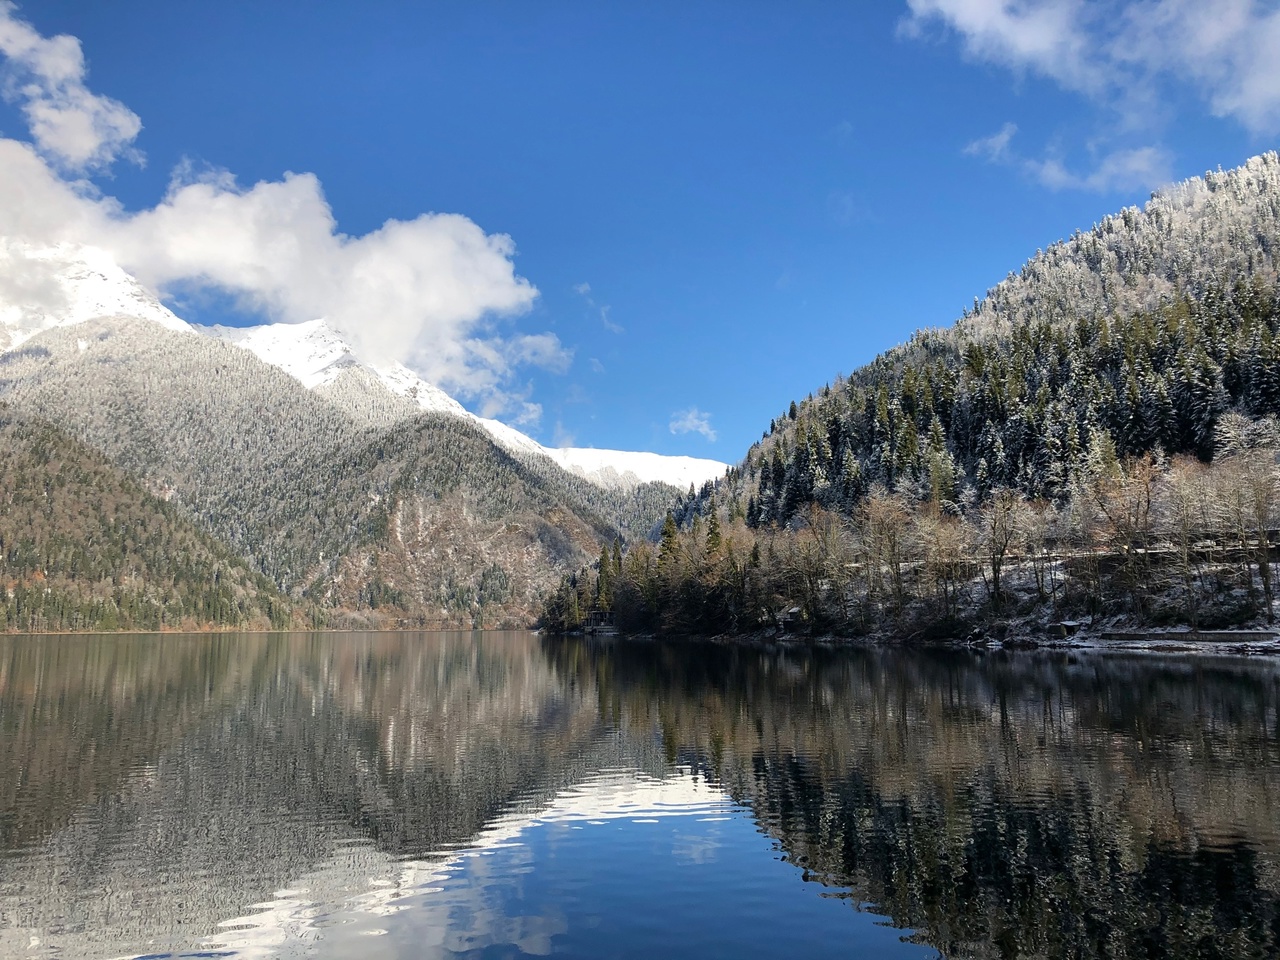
[1,632,1279,959]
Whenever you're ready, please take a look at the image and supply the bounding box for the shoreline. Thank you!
[9,622,1280,658]
[552,618,1280,658]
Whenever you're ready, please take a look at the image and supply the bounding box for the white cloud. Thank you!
[903,0,1103,96]
[573,280,623,334]
[1118,0,1280,133]
[552,421,576,447]
[0,2,141,170]
[512,401,543,426]
[0,6,558,415]
[110,168,541,400]
[599,305,622,334]
[669,407,717,442]
[961,122,1173,192]
[827,189,859,226]
[904,0,1280,134]
[964,121,1018,162]
[1027,145,1173,192]
[503,332,573,373]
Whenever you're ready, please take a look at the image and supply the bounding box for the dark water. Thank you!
[2,633,1279,959]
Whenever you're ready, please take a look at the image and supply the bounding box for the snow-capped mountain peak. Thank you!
[0,239,190,353]
[199,318,360,389]
[0,241,727,492]
[210,318,726,490]
[542,447,725,492]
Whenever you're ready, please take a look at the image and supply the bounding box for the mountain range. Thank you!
[13,153,1280,635]
[0,239,725,630]
[0,239,724,492]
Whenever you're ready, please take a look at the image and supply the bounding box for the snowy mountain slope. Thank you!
[210,318,727,490]
[0,242,726,492]
[0,239,190,353]
[0,317,663,613]
[199,318,360,389]
[542,447,725,492]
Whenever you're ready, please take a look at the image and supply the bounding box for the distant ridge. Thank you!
[203,317,726,491]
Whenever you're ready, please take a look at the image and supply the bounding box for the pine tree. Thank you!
[659,512,680,568]
[706,499,723,556]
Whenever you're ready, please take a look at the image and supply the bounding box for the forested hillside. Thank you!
[295,409,679,625]
[0,318,675,627]
[738,152,1280,524]
[0,404,290,632]
[545,153,1280,638]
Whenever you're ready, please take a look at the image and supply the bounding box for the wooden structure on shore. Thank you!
[585,611,616,635]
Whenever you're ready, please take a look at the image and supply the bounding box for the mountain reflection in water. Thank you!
[1,632,1278,959]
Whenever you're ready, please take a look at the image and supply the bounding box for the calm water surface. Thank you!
[2,632,1279,959]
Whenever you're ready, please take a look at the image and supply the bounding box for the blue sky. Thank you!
[1,1,1276,458]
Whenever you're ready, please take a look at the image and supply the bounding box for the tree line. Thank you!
[543,413,1280,637]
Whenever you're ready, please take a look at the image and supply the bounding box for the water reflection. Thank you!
[1,632,1278,958]
[547,641,1280,959]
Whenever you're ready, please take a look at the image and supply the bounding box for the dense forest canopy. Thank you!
[733,152,1280,526]
[0,403,290,631]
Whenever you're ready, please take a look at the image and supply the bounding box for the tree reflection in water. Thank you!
[546,640,1280,959]
[1,632,1278,958]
